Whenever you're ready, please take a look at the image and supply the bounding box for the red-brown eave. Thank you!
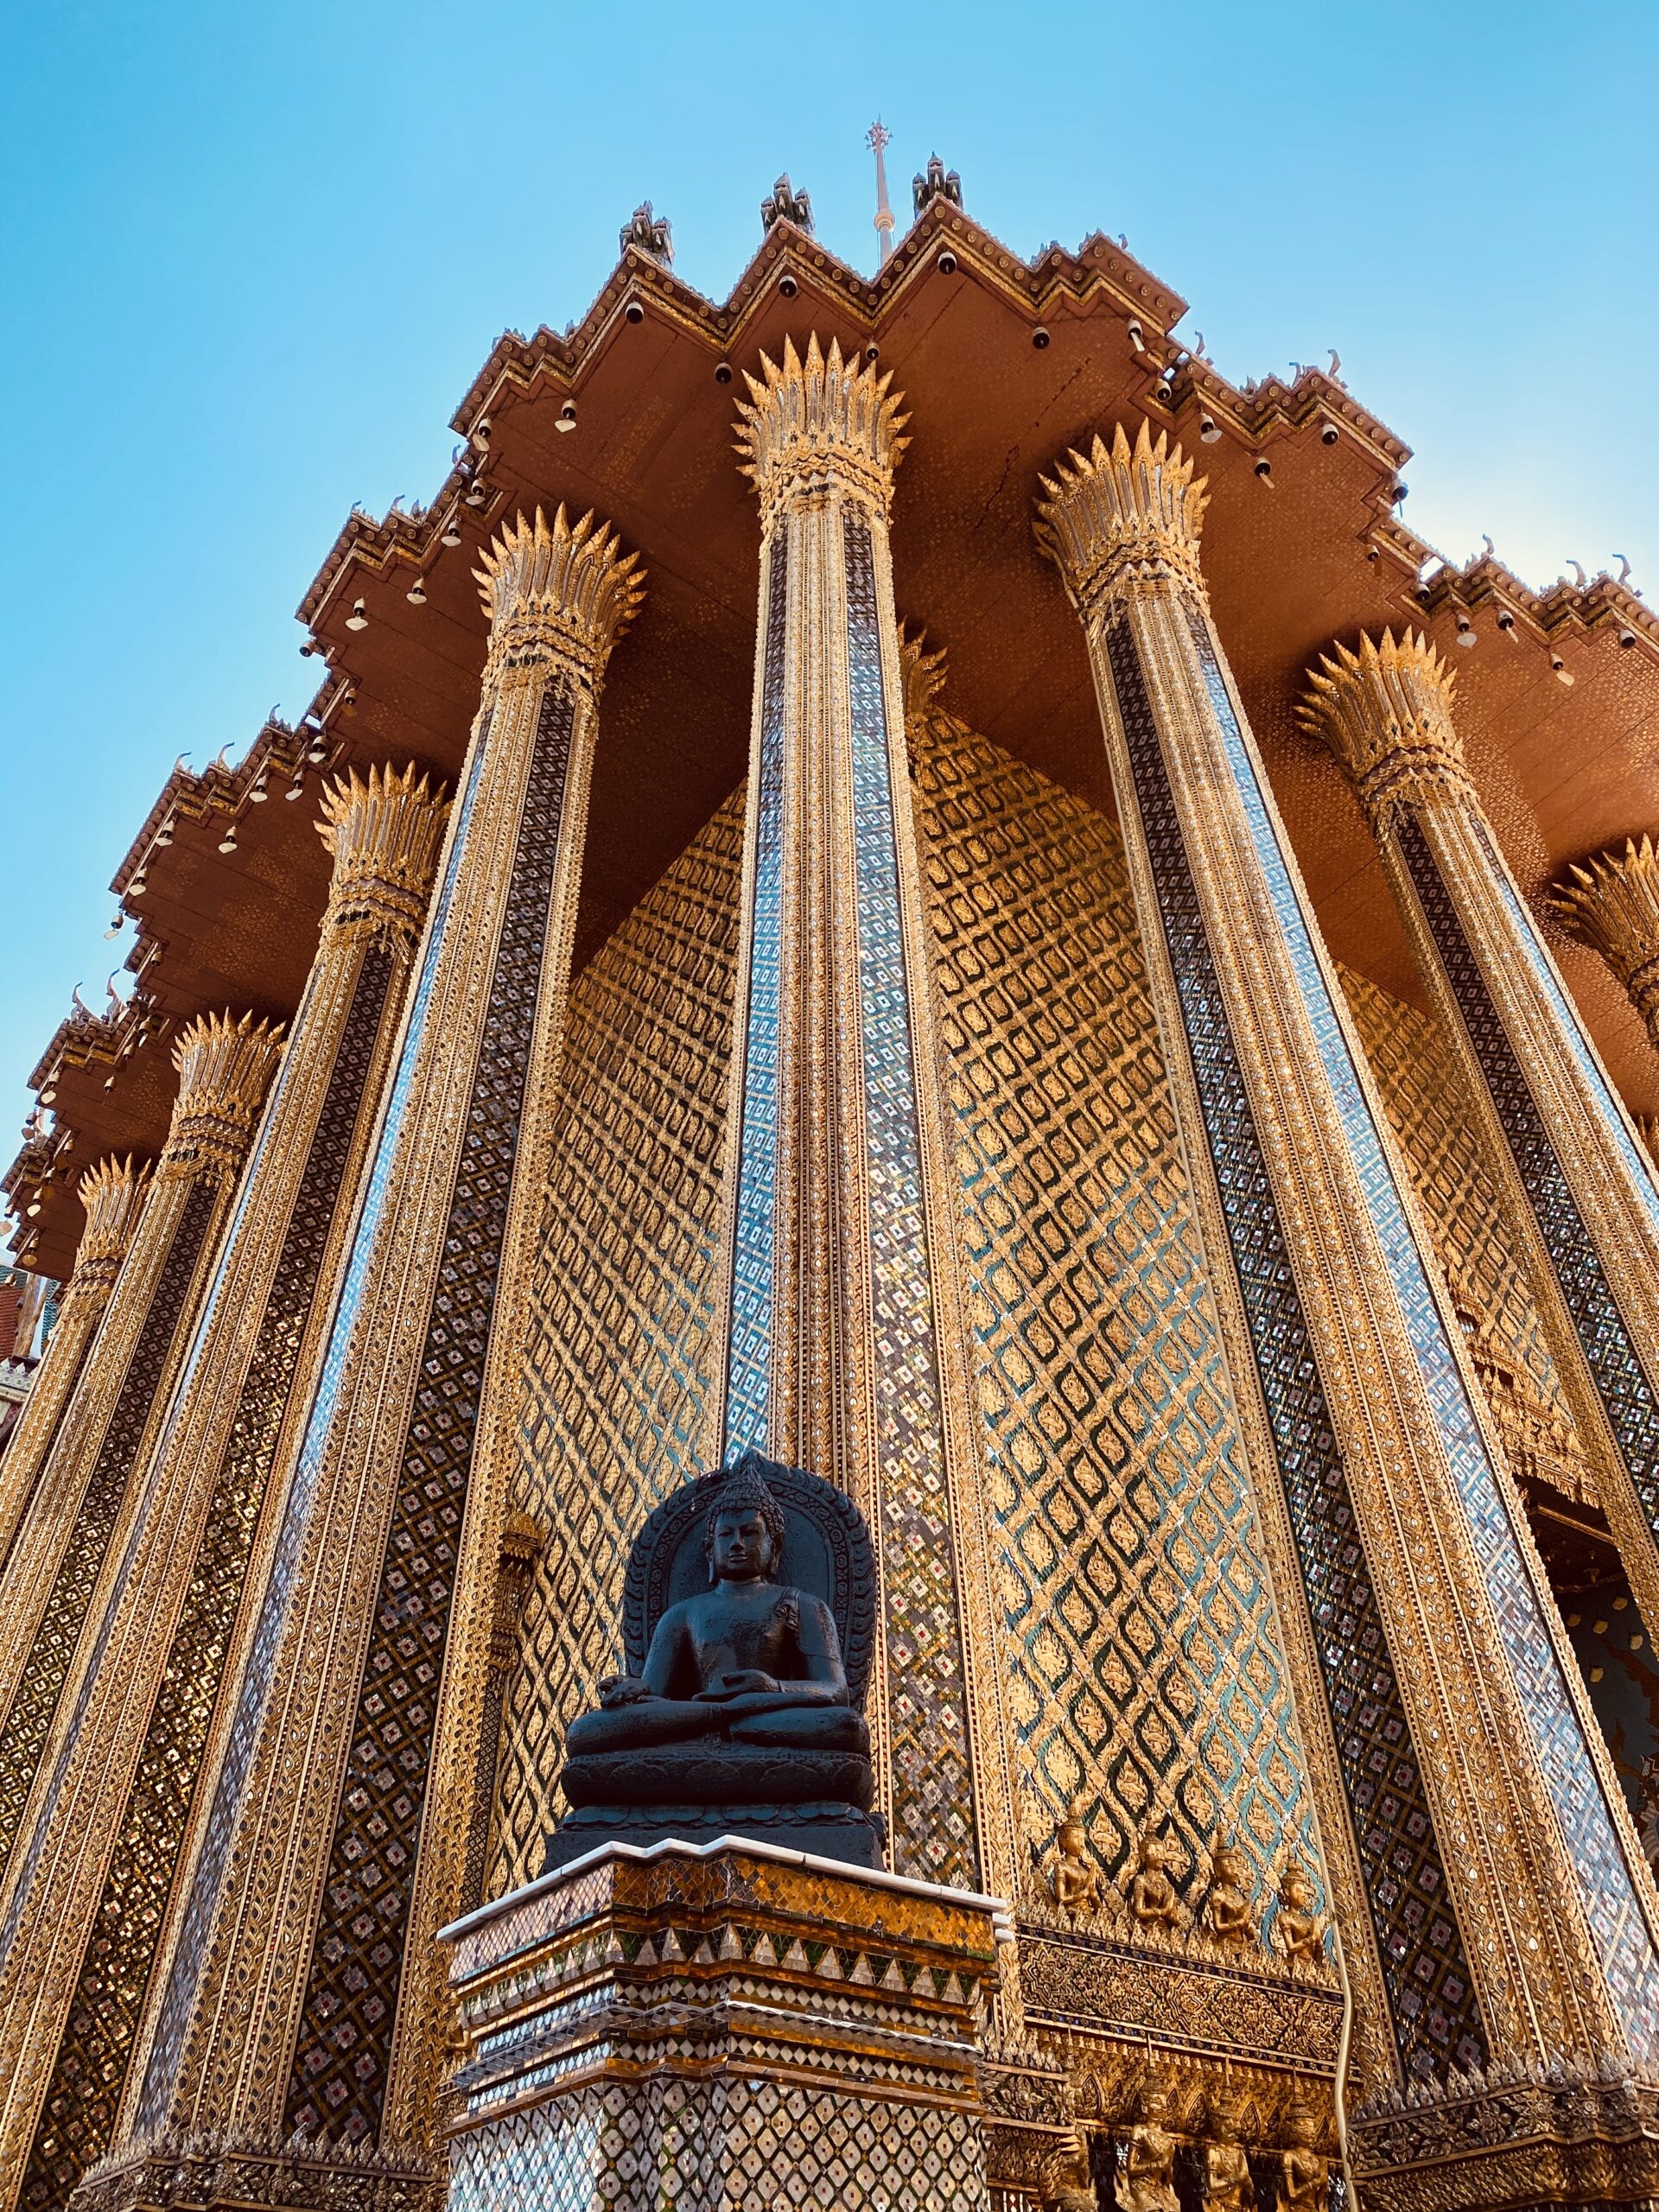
[10,192,1659,1277]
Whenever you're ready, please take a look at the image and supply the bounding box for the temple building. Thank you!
[5,157,1659,2212]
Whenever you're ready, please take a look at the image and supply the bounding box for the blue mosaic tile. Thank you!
[1103,613,1484,2080]
[136,718,493,2127]
[843,509,978,1889]
[1184,610,1659,2050]
[721,535,789,1459]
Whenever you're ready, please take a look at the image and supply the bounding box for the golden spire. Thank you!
[1551,834,1659,1053]
[734,333,908,529]
[318,762,451,942]
[868,121,895,266]
[474,505,645,690]
[1297,629,1474,829]
[1034,422,1209,618]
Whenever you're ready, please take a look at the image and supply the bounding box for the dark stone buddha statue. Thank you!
[544,1452,881,1870]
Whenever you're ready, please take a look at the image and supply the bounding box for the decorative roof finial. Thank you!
[760,175,813,237]
[912,153,963,219]
[619,201,672,268]
[867,121,894,267]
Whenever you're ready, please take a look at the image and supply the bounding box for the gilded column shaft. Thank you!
[0,770,447,2212]
[0,1017,281,1892]
[1037,428,1659,2113]
[718,334,1014,1895]
[1303,638,1659,1654]
[119,508,640,2166]
[0,1159,149,1572]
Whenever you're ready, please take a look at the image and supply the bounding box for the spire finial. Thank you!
[867,120,894,266]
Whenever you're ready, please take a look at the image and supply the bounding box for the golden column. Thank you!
[1035,427,1659,2177]
[0,1157,150,1569]
[1553,834,1659,1052]
[0,767,448,2210]
[0,1015,281,1885]
[112,508,641,2182]
[718,334,1010,1895]
[1302,636,1659,1648]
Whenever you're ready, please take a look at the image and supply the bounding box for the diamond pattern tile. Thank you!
[723,537,789,1456]
[843,508,977,1891]
[285,683,578,2139]
[136,720,496,2129]
[18,947,396,2212]
[1104,613,1484,2082]
[0,1176,218,1877]
[915,717,1318,1916]
[493,800,741,1891]
[1186,603,1657,2044]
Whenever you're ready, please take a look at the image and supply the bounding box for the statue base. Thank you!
[542,1796,883,1872]
[441,1836,1007,2212]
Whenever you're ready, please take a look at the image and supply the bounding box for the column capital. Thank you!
[474,505,644,692]
[1298,629,1473,828]
[69,1154,151,1299]
[1550,833,1659,1051]
[162,1011,283,1179]
[1035,421,1208,618]
[317,762,450,944]
[735,333,908,530]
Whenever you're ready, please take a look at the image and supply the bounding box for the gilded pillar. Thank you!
[1302,637,1659,1649]
[0,1016,281,1889]
[0,1158,149,1570]
[718,335,1012,1893]
[116,508,640,2177]
[0,768,447,2210]
[1554,834,1659,1052]
[1035,428,1659,2158]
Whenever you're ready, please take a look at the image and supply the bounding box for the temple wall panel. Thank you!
[1338,967,1590,1503]
[913,717,1317,1904]
[491,794,742,1891]
[495,724,1322,1916]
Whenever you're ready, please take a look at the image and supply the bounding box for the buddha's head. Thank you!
[705,1465,787,1586]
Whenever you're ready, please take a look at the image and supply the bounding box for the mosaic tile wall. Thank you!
[842,509,977,1891]
[287,682,581,2139]
[499,709,1322,1925]
[721,543,786,1458]
[136,716,495,2129]
[0,1178,219,1882]
[19,946,397,2212]
[1399,814,1659,1541]
[449,2073,989,2212]
[912,715,1317,1910]
[1102,615,1486,2080]
[1338,969,1586,1500]
[491,797,743,1892]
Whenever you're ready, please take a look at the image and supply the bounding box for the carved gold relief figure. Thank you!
[1273,1859,1326,1966]
[1202,2090,1256,2212]
[1277,2095,1330,2212]
[1039,2124,1100,2212]
[1200,1834,1257,1948]
[1116,2071,1180,2212]
[1052,1803,1104,1919]
[1127,1828,1183,1931]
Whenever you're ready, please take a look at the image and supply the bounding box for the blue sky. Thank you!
[3,0,1656,1207]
